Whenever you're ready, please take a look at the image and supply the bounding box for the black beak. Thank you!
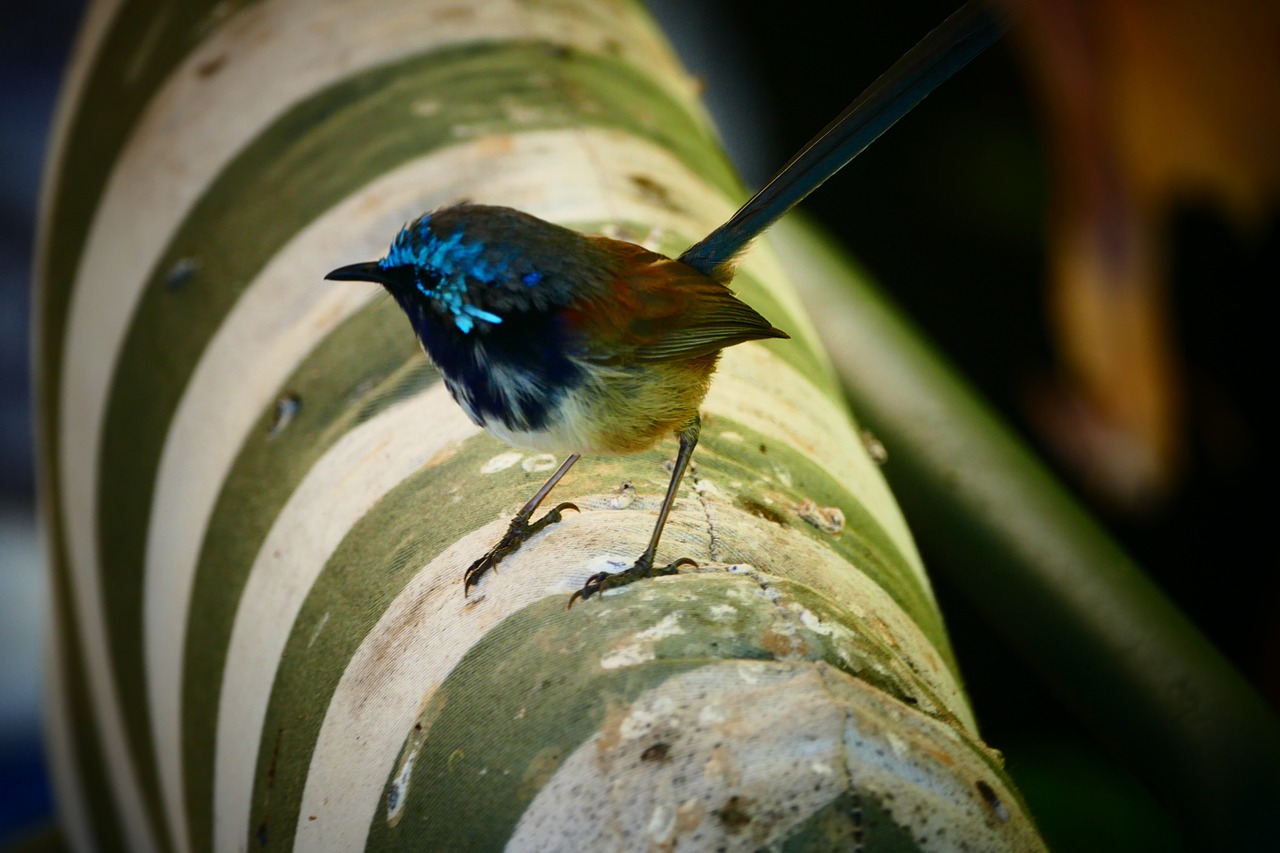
[325,260,389,284]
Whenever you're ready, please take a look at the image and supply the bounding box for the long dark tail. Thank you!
[678,0,1010,280]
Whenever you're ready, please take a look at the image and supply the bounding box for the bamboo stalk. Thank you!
[35,1,1045,849]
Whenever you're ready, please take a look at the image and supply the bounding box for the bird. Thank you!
[325,1,1008,604]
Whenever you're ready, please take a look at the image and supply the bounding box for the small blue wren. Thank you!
[326,2,1006,603]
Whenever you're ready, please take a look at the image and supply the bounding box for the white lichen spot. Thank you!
[620,698,676,740]
[811,760,834,776]
[411,98,443,117]
[886,731,908,758]
[481,451,523,474]
[514,707,527,720]
[720,431,744,442]
[647,803,675,841]
[796,607,834,636]
[521,453,558,473]
[691,478,722,498]
[727,563,757,574]
[636,612,685,641]
[736,662,765,684]
[707,604,737,621]
[599,643,654,670]
[772,466,794,487]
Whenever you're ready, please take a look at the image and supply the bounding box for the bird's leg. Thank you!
[570,418,701,606]
[464,453,580,594]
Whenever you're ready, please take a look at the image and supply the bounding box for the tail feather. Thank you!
[679,0,1010,281]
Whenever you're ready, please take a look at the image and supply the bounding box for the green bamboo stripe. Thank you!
[182,298,430,853]
[91,40,742,849]
[48,539,128,851]
[696,422,954,669]
[36,7,228,843]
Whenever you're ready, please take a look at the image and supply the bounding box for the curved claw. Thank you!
[567,556,698,608]
[542,502,579,523]
[567,571,608,609]
[463,548,504,596]
[463,503,580,595]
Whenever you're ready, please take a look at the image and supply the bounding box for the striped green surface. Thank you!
[37,6,240,847]
[182,300,430,852]
[91,39,742,849]
[38,1,1043,850]
[40,0,228,453]
[240,408,967,849]
[696,420,951,662]
[365,577,982,851]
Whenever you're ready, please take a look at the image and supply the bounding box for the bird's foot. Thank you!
[568,555,697,607]
[464,502,578,594]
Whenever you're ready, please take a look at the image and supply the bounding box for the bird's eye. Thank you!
[414,269,440,295]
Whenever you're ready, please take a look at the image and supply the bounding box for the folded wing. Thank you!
[566,238,789,366]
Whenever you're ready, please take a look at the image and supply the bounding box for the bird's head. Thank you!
[325,203,603,337]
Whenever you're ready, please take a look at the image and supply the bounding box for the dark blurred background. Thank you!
[1,2,83,849]
[3,1,1275,849]
[685,2,1276,849]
